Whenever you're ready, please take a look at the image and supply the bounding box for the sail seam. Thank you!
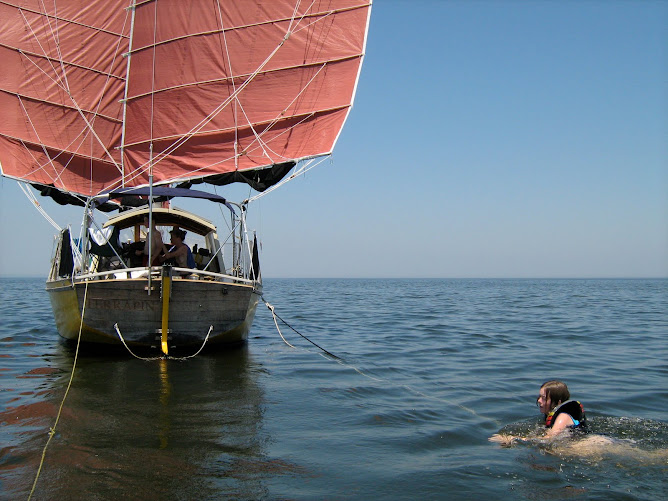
[122,53,362,102]
[123,3,369,55]
[1,1,130,38]
[4,134,119,167]
[0,90,123,124]
[117,108,330,189]
[0,44,125,81]
[119,105,348,149]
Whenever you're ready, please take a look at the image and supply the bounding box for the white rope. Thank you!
[246,155,329,203]
[114,324,214,361]
[28,279,90,499]
[233,62,329,164]
[17,182,61,231]
[169,326,214,360]
[265,301,296,349]
[114,323,162,361]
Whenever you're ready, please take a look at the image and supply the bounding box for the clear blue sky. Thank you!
[1,0,666,278]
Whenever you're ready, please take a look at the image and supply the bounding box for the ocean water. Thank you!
[1,277,666,500]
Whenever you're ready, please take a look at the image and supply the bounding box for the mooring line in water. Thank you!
[113,324,214,361]
[264,301,296,349]
[262,297,501,426]
[29,280,90,500]
[263,298,341,360]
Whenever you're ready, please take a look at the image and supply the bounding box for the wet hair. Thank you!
[539,380,570,412]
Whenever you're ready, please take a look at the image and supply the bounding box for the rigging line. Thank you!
[239,102,335,158]
[235,62,329,161]
[8,88,122,123]
[17,182,61,231]
[123,52,361,102]
[42,0,72,97]
[234,99,273,162]
[28,279,90,500]
[288,0,338,48]
[16,97,85,188]
[118,97,346,152]
[286,0,302,35]
[6,1,129,37]
[213,0,239,170]
[17,6,68,94]
[246,156,327,203]
[291,5,335,36]
[261,296,500,426]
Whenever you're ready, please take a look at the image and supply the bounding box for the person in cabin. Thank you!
[136,217,164,266]
[159,228,196,270]
[489,380,586,446]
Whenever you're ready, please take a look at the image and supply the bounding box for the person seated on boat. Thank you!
[135,217,164,266]
[489,380,587,446]
[159,228,196,271]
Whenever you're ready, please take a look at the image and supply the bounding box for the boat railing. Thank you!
[75,266,257,285]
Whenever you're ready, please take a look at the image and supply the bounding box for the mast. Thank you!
[120,2,138,188]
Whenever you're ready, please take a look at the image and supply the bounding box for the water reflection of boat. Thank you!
[16,348,277,499]
[0,1,372,355]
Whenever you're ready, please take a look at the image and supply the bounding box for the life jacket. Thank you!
[545,400,587,429]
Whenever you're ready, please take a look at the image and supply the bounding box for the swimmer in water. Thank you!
[490,380,586,446]
[490,381,668,462]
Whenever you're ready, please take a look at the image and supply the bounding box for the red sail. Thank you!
[0,0,371,197]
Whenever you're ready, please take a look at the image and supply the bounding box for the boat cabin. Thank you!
[89,206,225,275]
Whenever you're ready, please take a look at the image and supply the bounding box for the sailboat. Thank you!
[0,1,372,355]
